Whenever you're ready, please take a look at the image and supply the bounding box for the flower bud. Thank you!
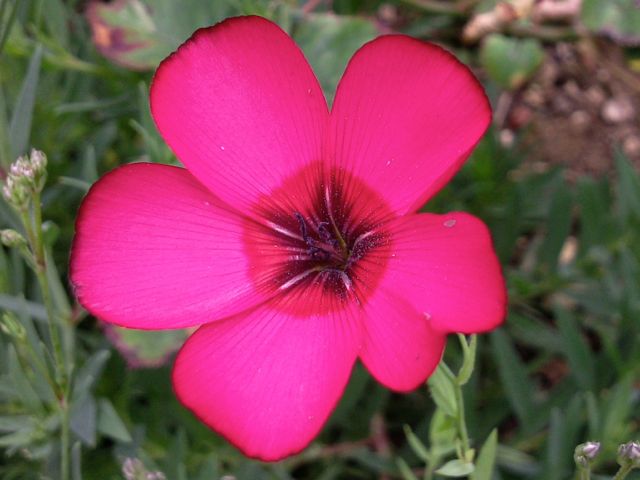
[1,229,27,249]
[29,149,48,191]
[122,458,166,480]
[2,150,49,210]
[2,174,31,211]
[29,148,47,172]
[618,441,640,468]
[574,441,601,469]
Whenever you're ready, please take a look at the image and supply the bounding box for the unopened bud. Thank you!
[29,149,47,171]
[28,149,47,190]
[2,150,49,210]
[9,155,34,179]
[618,441,640,468]
[574,441,601,468]
[2,174,31,210]
[1,229,27,249]
[122,458,166,480]
[1,313,27,341]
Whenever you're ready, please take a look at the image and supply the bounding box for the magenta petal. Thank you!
[70,163,269,329]
[172,299,360,461]
[359,289,446,392]
[150,16,329,214]
[371,212,506,334]
[329,36,491,215]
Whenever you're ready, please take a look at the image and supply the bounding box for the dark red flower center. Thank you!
[244,162,395,315]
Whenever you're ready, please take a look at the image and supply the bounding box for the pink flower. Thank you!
[70,16,506,461]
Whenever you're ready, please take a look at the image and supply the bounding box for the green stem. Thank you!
[29,193,66,385]
[32,192,70,480]
[60,393,70,480]
[453,334,476,461]
[577,467,590,480]
[613,465,633,480]
[20,192,70,480]
[454,380,471,458]
[15,332,57,394]
[423,465,435,480]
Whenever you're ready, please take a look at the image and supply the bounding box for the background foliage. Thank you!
[1,0,640,479]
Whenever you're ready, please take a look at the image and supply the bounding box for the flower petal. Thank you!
[70,163,270,329]
[359,288,446,392]
[329,36,491,215]
[172,296,360,461]
[362,212,506,335]
[150,16,328,214]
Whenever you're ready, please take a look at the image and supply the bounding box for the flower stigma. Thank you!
[244,163,395,313]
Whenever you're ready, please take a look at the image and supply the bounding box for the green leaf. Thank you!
[70,394,96,446]
[0,293,47,321]
[193,457,219,480]
[44,248,71,319]
[497,446,541,476]
[490,329,535,431]
[0,61,12,168]
[435,459,475,477]
[615,151,640,220]
[403,425,430,462]
[73,349,110,398]
[42,0,70,49]
[9,43,42,158]
[396,458,419,480]
[103,324,189,368]
[471,429,498,480]
[479,34,544,90]
[539,184,572,270]
[293,13,378,105]
[0,0,27,57]
[600,374,634,443]
[428,362,458,417]
[555,307,595,391]
[456,334,477,385]
[0,414,34,432]
[97,398,132,443]
[507,313,564,353]
[429,408,457,459]
[543,409,567,480]
[85,0,235,70]
[581,0,640,46]
[71,441,82,480]
[586,391,600,438]
[577,177,611,252]
[7,345,43,412]
[0,428,35,448]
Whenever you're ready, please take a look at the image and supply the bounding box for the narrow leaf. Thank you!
[97,398,132,443]
[615,151,640,219]
[70,394,96,446]
[73,350,110,398]
[490,330,535,431]
[435,459,475,477]
[71,441,83,480]
[555,307,595,391]
[9,44,42,158]
[471,429,498,480]
[0,293,47,321]
[428,363,458,417]
[396,458,419,480]
[540,185,572,269]
[403,425,430,462]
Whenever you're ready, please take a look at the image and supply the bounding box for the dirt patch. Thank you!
[502,39,640,179]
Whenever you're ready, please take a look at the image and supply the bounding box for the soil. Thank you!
[501,39,640,179]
